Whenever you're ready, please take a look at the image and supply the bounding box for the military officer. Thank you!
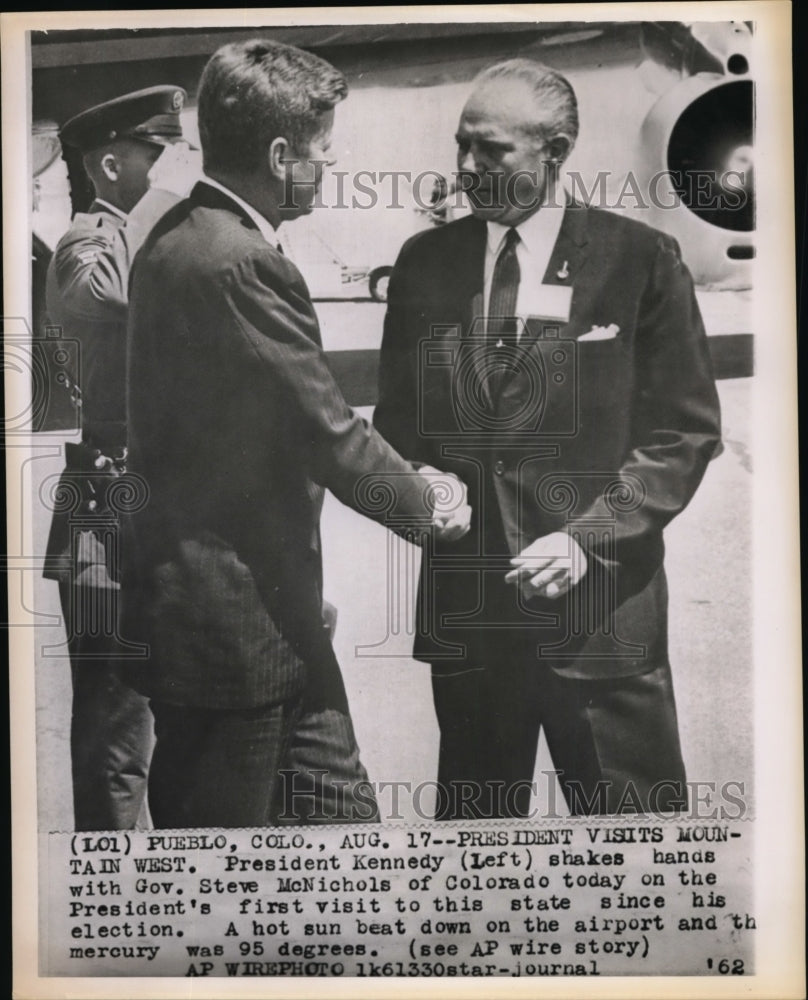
[44,86,199,830]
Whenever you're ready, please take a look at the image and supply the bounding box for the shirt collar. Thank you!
[93,198,127,221]
[201,176,279,245]
[487,203,565,256]
[486,185,567,255]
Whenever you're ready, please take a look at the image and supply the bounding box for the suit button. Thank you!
[493,460,505,476]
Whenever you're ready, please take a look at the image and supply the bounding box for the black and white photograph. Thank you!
[4,4,802,998]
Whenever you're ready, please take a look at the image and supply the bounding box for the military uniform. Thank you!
[43,87,188,830]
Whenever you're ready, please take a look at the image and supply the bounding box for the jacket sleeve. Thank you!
[567,232,722,587]
[49,189,179,323]
[221,248,435,530]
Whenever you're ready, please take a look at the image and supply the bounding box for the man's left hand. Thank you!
[505,531,588,599]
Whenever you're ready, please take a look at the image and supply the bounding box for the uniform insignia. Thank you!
[77,249,99,266]
[172,90,184,111]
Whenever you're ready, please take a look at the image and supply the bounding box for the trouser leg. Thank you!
[59,581,153,831]
[431,660,543,819]
[147,629,378,829]
[147,699,302,829]
[148,677,378,829]
[278,653,379,824]
[431,656,687,819]
[541,662,688,815]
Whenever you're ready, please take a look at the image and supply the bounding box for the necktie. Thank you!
[486,228,520,399]
[487,227,521,346]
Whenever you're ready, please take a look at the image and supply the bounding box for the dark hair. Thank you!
[475,59,579,149]
[197,39,347,173]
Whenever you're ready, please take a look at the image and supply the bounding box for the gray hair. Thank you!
[475,59,579,149]
[198,38,347,173]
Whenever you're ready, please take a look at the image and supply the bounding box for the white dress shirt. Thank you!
[485,200,566,339]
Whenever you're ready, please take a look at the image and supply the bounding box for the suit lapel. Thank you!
[421,217,490,422]
[496,204,590,420]
[454,215,487,332]
[541,199,589,289]
[452,217,492,412]
[432,206,591,432]
[452,201,590,305]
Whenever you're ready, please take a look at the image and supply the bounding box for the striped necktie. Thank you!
[487,227,521,346]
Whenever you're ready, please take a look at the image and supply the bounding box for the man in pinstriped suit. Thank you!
[123,39,471,828]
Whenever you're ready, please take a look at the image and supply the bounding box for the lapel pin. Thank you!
[556,260,570,281]
[495,338,504,348]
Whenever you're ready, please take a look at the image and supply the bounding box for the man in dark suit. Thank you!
[374,59,722,818]
[124,39,470,829]
[44,87,197,829]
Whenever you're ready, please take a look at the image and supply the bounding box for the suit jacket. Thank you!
[123,182,433,709]
[374,206,722,680]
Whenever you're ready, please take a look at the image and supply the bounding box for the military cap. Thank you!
[60,85,189,152]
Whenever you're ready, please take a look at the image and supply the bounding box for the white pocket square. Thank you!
[578,323,620,342]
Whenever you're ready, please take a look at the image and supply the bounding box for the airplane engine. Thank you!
[636,23,754,286]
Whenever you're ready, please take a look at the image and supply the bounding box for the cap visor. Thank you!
[138,135,198,150]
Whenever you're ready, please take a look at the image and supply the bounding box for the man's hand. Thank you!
[505,531,588,599]
[419,465,472,542]
[148,142,203,198]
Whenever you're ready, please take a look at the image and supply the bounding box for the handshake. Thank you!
[418,466,473,542]
[415,467,588,600]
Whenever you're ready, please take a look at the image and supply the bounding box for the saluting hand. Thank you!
[148,142,203,198]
